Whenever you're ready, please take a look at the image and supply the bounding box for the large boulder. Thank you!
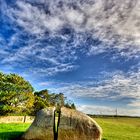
[58,107,102,140]
[20,107,102,140]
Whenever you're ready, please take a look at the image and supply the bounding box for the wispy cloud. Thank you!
[3,0,140,57]
[0,0,140,70]
[51,69,140,105]
[0,0,140,115]
[28,63,78,76]
[77,104,140,116]
[128,100,140,108]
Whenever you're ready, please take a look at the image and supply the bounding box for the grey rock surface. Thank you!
[20,107,102,140]
[20,107,55,140]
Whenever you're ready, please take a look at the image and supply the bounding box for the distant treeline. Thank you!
[0,72,76,116]
[88,114,140,118]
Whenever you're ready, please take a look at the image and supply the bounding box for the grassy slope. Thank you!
[0,117,140,140]
[94,117,140,140]
[0,123,30,140]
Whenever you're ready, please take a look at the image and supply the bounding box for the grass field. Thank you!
[0,117,140,140]
[94,117,140,140]
[0,123,30,140]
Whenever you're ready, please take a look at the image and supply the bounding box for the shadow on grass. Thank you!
[0,132,24,140]
[0,132,107,140]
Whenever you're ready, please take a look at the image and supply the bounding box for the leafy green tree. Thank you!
[0,72,34,115]
[33,90,50,114]
[33,91,75,114]
[71,103,76,109]
[49,93,65,106]
[34,89,49,99]
[64,99,76,109]
[0,71,76,115]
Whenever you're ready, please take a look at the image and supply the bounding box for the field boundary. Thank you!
[0,116,35,123]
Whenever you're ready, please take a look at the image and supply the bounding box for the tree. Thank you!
[33,91,75,114]
[33,91,64,113]
[33,89,50,114]
[64,99,76,109]
[34,89,49,99]
[49,93,65,107]
[71,103,76,109]
[0,72,34,115]
[0,71,76,115]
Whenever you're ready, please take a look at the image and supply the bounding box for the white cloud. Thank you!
[128,100,140,108]
[0,29,79,75]
[28,63,78,76]
[0,0,140,116]
[0,0,140,76]
[1,0,139,59]
[51,70,140,105]
[77,104,140,116]
[39,82,53,86]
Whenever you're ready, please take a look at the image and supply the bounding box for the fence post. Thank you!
[23,116,26,123]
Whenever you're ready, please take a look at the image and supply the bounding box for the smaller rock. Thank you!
[20,107,55,140]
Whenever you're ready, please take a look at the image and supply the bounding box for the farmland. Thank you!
[0,117,140,140]
[94,117,140,140]
[0,123,30,140]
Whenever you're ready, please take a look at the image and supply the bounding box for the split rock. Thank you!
[20,107,102,140]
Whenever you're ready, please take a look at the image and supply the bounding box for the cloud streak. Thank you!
[50,69,140,107]
[5,0,140,57]
[0,0,140,75]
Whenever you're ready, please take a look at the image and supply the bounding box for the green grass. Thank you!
[0,123,30,140]
[94,117,140,140]
[0,117,140,140]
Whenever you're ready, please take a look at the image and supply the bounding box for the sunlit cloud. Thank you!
[0,0,140,73]
[77,104,140,116]
[50,70,140,107]
[0,0,140,115]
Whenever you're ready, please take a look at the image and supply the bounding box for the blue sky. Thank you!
[0,0,140,116]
